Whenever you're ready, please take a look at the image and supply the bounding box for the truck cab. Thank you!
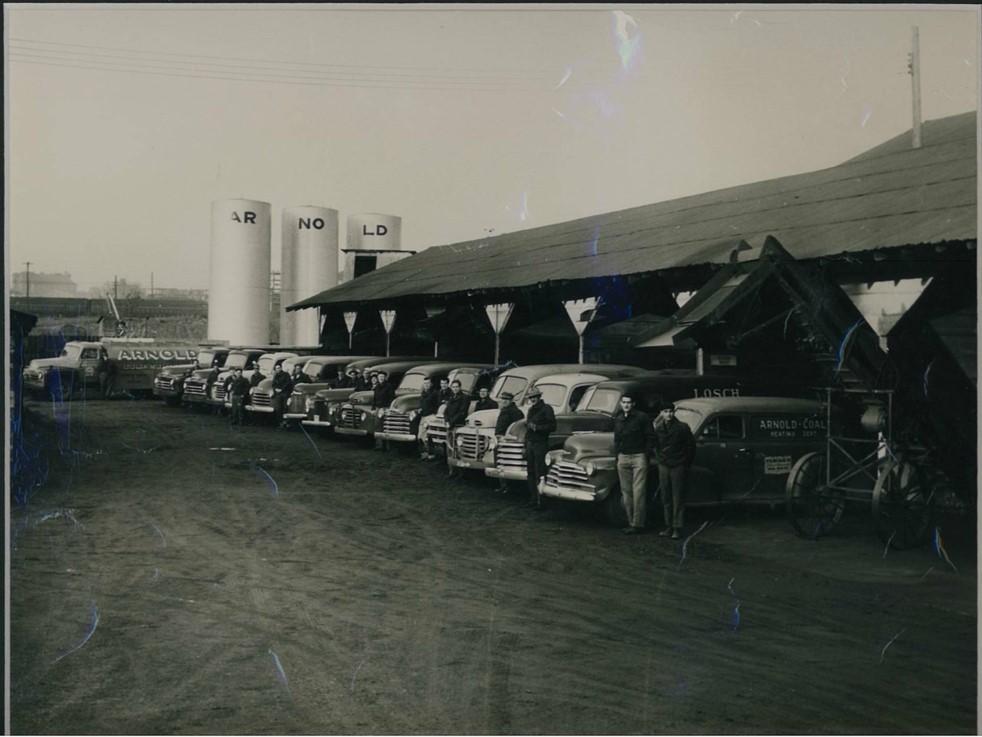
[332,360,449,438]
[487,371,747,483]
[153,347,231,406]
[226,351,299,410]
[282,355,378,421]
[245,355,307,416]
[301,357,432,430]
[445,363,646,472]
[540,396,832,526]
[183,349,264,407]
[375,362,496,445]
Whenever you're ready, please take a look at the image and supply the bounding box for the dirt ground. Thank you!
[8,397,978,735]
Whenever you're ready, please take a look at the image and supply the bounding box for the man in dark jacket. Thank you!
[372,370,396,450]
[493,392,524,492]
[613,394,655,534]
[417,376,441,460]
[292,363,311,386]
[444,379,471,478]
[227,368,251,426]
[271,363,294,428]
[473,386,498,412]
[524,387,556,509]
[654,401,696,539]
[438,377,453,403]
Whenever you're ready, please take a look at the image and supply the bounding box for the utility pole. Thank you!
[114,275,118,301]
[24,261,31,299]
[150,272,154,297]
[909,26,922,149]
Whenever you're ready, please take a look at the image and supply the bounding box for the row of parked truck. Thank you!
[148,347,835,527]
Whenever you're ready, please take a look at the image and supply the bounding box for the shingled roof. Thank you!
[290,111,976,313]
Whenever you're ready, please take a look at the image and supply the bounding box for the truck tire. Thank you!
[602,488,629,527]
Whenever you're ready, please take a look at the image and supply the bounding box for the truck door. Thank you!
[690,414,751,503]
[79,347,102,385]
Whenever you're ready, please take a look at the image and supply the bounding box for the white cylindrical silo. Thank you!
[208,199,271,345]
[281,206,339,346]
[346,213,402,251]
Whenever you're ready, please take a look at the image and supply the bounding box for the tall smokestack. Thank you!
[910,26,922,149]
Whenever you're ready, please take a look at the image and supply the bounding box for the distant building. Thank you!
[10,271,78,298]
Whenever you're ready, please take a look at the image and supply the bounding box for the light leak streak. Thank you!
[861,106,873,128]
[922,359,935,398]
[882,531,896,558]
[782,308,795,339]
[350,656,368,702]
[555,67,572,90]
[269,649,291,693]
[255,465,280,498]
[297,422,324,461]
[552,108,567,119]
[611,10,641,71]
[54,605,100,663]
[676,520,709,570]
[835,319,864,375]
[148,520,167,547]
[919,566,935,580]
[122,442,159,454]
[932,527,958,572]
[879,628,905,663]
[727,577,741,631]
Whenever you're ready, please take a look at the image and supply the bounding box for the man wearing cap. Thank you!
[493,391,524,492]
[614,393,655,534]
[524,387,556,509]
[444,379,471,478]
[372,370,396,450]
[270,362,294,428]
[654,401,696,539]
[227,367,250,427]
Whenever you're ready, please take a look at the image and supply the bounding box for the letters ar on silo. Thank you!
[230,211,257,224]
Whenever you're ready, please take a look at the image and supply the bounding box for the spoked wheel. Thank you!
[872,460,934,550]
[786,452,845,539]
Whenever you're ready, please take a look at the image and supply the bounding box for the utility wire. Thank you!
[8,53,593,91]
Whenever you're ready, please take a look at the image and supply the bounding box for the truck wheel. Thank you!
[602,488,628,527]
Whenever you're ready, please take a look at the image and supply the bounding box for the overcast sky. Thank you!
[4,4,978,293]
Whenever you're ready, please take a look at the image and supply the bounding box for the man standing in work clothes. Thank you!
[524,387,556,510]
[614,394,655,535]
[493,391,524,492]
[654,402,696,539]
[373,369,396,450]
[473,386,498,412]
[271,363,294,428]
[443,379,471,479]
[417,376,441,460]
[228,368,251,427]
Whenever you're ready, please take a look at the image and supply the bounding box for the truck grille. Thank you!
[427,418,448,447]
[455,430,490,462]
[287,394,306,414]
[184,380,208,398]
[213,384,228,402]
[543,461,594,492]
[382,410,412,436]
[495,439,526,470]
[157,377,177,391]
[338,406,360,430]
[251,390,272,408]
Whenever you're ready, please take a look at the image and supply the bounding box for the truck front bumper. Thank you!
[374,431,416,442]
[245,405,274,413]
[538,483,599,503]
[485,466,528,481]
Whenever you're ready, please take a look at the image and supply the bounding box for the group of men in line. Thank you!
[411,377,696,534]
[224,361,310,427]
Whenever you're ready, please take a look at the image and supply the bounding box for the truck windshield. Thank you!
[224,353,249,370]
[673,407,703,434]
[491,375,527,400]
[304,361,324,379]
[525,383,565,410]
[61,345,83,360]
[399,372,426,392]
[198,350,218,366]
[281,357,302,374]
[453,370,478,393]
[257,357,277,374]
[577,387,621,414]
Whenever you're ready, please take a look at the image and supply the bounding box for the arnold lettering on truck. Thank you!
[756,416,827,439]
[117,349,198,361]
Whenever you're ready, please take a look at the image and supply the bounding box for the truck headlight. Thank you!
[488,436,498,450]
[584,461,596,475]
[545,450,563,467]
[377,408,386,418]
[409,410,419,420]
[455,434,465,447]
[360,412,367,421]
